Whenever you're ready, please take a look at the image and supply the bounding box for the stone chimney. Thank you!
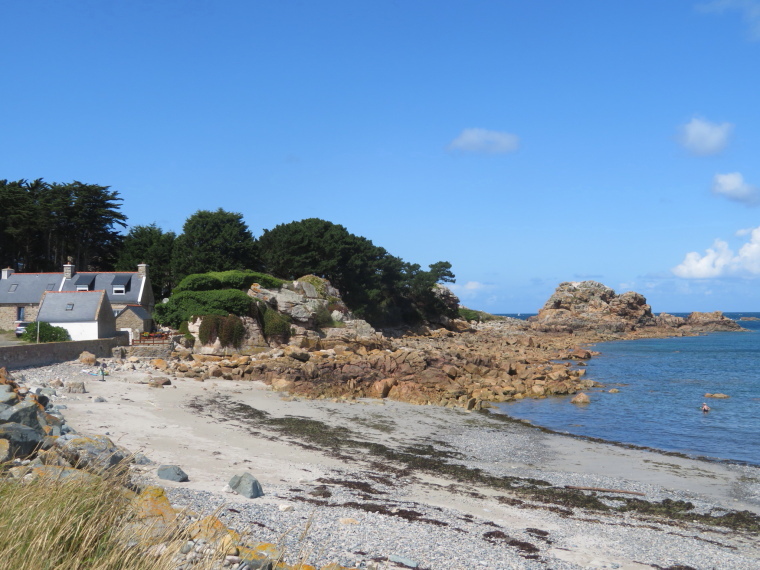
[137,264,149,278]
[63,264,75,279]
[1,268,14,279]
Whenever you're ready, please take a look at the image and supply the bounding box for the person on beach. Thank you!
[701,402,710,413]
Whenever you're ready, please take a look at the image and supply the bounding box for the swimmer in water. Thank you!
[701,402,710,413]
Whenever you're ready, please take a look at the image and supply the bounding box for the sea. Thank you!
[494,313,760,466]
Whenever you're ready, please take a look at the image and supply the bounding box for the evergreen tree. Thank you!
[116,223,177,299]
[171,209,258,283]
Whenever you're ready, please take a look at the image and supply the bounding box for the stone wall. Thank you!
[0,335,129,369]
[0,305,40,330]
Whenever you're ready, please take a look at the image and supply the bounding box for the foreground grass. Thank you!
[0,470,196,570]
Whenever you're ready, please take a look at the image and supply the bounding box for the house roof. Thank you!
[0,266,151,308]
[117,304,152,321]
[38,291,112,323]
[61,272,143,303]
[0,274,63,304]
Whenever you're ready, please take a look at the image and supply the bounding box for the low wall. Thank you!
[0,336,130,369]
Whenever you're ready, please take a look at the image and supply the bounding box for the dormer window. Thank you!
[113,286,126,295]
[76,285,89,292]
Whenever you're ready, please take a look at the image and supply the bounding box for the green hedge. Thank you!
[154,289,254,328]
[174,270,286,293]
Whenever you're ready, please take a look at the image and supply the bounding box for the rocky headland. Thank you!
[135,279,743,411]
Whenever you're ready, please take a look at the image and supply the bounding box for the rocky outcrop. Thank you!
[529,281,742,336]
[683,311,743,332]
[158,320,600,410]
[529,281,655,333]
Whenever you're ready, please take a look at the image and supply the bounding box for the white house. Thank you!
[37,290,117,341]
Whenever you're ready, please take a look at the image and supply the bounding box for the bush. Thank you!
[20,322,71,343]
[153,290,254,328]
[174,270,285,293]
[313,304,334,329]
[220,314,246,348]
[458,307,500,322]
[198,314,223,345]
[261,305,291,340]
[197,314,246,348]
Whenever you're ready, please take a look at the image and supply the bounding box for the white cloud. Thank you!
[672,226,760,278]
[699,0,760,41]
[678,117,733,155]
[447,128,519,155]
[712,172,760,206]
[449,281,491,299]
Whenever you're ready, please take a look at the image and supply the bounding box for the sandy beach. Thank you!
[14,361,760,569]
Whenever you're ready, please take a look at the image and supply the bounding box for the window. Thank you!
[113,286,126,295]
[46,283,55,291]
[66,303,74,311]
[76,285,89,292]
[8,284,17,292]
[17,307,24,320]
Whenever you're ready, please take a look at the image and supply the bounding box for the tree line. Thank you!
[0,179,126,272]
[0,179,456,326]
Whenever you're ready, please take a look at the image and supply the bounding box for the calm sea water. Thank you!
[495,313,760,465]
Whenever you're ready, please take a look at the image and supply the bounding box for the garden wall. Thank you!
[0,335,129,369]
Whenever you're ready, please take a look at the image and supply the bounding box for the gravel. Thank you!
[8,360,760,569]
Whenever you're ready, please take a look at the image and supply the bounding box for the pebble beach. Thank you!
[9,359,760,570]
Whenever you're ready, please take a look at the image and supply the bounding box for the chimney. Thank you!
[137,264,149,278]
[1,268,14,279]
[63,264,75,279]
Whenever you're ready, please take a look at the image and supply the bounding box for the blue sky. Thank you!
[2,1,759,313]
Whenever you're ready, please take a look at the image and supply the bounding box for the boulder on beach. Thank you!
[228,472,264,498]
[157,464,189,482]
[571,392,590,405]
[79,351,97,365]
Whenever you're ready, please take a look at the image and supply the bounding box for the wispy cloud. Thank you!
[698,0,760,40]
[678,117,733,155]
[447,128,519,155]
[672,226,760,277]
[712,172,760,206]
[449,281,491,299]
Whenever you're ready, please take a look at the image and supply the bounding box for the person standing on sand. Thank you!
[701,402,710,413]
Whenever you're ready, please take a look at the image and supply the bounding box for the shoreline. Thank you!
[486,406,760,469]
[9,360,760,569]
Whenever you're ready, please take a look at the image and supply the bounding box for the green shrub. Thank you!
[261,306,291,339]
[174,270,285,293]
[198,314,224,345]
[197,314,246,348]
[20,322,71,343]
[220,314,246,348]
[153,290,254,328]
[313,304,334,329]
[458,307,500,322]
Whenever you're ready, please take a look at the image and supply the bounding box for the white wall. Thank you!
[49,322,100,341]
